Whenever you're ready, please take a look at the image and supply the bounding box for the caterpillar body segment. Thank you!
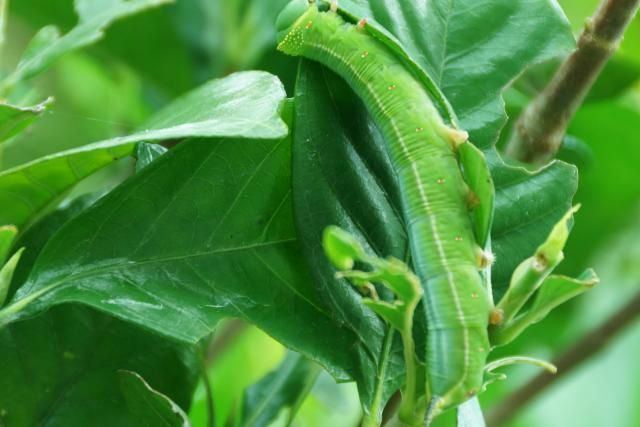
[277,2,491,411]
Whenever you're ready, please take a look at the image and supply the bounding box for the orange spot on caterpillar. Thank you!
[455,236,463,242]
[357,18,368,30]
[361,51,369,58]
[467,190,480,210]
[388,84,397,91]
[478,346,485,352]
[471,292,479,299]
[305,21,313,29]
[467,389,477,397]
[415,127,424,133]
[437,178,445,185]
[490,308,504,325]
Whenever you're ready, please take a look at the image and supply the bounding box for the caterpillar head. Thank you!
[276,0,319,55]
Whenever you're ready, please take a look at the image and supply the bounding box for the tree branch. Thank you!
[505,0,640,164]
[485,289,640,427]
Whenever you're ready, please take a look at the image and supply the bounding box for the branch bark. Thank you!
[505,0,640,164]
[485,289,640,427]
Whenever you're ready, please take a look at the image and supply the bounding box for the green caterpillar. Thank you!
[277,0,492,413]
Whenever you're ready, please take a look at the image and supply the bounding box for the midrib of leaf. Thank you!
[432,0,454,86]
[365,328,395,425]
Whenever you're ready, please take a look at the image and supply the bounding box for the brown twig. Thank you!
[206,318,248,365]
[485,289,640,427]
[505,0,640,164]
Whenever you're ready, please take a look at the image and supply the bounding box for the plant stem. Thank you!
[505,0,640,164]
[485,289,640,426]
[205,318,247,366]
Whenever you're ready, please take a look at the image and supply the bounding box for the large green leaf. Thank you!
[3,0,173,89]
[0,71,287,229]
[338,0,575,147]
[292,62,406,418]
[0,134,375,401]
[0,304,198,427]
[241,352,320,427]
[119,371,192,427]
[0,98,53,144]
[0,191,198,427]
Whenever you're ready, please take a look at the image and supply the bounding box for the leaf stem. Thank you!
[485,289,640,426]
[505,0,640,164]
[0,283,57,328]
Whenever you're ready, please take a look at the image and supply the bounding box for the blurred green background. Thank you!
[2,0,639,426]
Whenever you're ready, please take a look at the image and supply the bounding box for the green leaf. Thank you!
[457,397,486,427]
[0,225,17,264]
[0,191,198,427]
[458,142,494,249]
[135,142,168,172]
[337,0,575,147]
[241,352,321,427]
[119,370,192,427]
[0,71,287,229]
[0,248,24,307]
[0,305,198,427]
[0,134,371,399]
[517,269,599,328]
[292,62,406,416]
[16,26,62,71]
[488,151,579,298]
[0,97,53,144]
[4,0,173,89]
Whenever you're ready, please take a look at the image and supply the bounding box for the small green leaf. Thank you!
[5,0,173,88]
[0,97,53,143]
[458,142,494,248]
[241,352,321,427]
[492,206,580,335]
[322,225,366,270]
[0,225,17,264]
[528,269,599,320]
[497,269,599,342]
[362,300,405,332]
[324,226,423,424]
[119,370,192,427]
[537,205,580,267]
[0,248,24,307]
[16,26,61,72]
